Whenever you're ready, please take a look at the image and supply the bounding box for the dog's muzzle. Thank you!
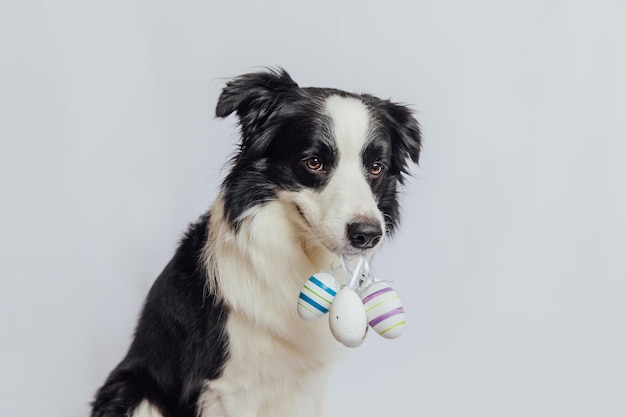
[346,219,382,250]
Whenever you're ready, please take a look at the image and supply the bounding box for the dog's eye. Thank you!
[305,157,325,172]
[369,162,384,177]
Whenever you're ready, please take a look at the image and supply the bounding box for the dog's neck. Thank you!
[203,192,337,333]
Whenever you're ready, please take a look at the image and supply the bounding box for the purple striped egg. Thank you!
[360,282,405,339]
[297,272,339,321]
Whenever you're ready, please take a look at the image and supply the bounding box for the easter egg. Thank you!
[329,287,368,348]
[297,272,339,321]
[360,282,405,339]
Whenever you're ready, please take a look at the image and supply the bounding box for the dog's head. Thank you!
[216,68,421,256]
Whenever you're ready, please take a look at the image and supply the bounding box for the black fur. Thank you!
[91,216,229,417]
[91,68,421,417]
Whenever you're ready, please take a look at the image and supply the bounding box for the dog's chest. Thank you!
[199,309,341,417]
[201,201,344,416]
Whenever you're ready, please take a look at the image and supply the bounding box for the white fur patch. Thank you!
[324,95,372,158]
[131,400,163,417]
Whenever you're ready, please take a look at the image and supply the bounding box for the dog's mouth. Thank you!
[339,245,377,257]
[294,203,381,257]
[295,204,311,228]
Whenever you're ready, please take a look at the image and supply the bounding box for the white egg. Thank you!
[360,282,405,339]
[297,272,339,321]
[329,287,368,347]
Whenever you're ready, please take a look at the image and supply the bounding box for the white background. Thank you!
[1,1,625,416]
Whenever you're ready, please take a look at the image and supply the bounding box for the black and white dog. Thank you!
[91,69,421,417]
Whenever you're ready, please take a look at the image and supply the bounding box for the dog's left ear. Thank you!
[216,68,298,118]
[377,99,422,179]
[216,69,299,155]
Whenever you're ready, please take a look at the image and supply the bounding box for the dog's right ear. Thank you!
[216,68,299,119]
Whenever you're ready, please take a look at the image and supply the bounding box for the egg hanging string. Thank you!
[339,255,373,291]
[338,255,355,289]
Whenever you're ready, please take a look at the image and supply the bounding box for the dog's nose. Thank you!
[347,220,383,250]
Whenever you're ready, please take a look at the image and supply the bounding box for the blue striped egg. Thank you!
[297,272,339,321]
[360,282,405,339]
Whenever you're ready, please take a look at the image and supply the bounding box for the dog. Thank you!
[91,68,421,417]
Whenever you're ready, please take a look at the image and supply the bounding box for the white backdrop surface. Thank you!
[1,1,625,416]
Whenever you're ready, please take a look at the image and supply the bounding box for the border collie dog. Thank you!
[91,69,421,417]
